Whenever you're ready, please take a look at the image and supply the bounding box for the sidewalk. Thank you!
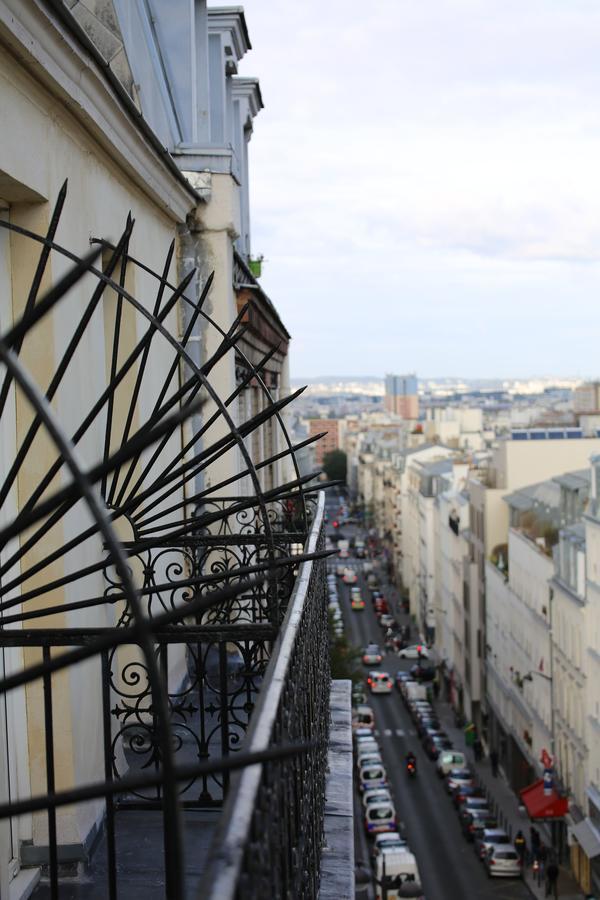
[435,699,585,900]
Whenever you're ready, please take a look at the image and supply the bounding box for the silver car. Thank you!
[477,828,511,860]
[484,844,522,878]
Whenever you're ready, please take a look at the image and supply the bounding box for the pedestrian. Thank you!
[473,737,483,762]
[539,844,548,887]
[432,678,440,700]
[490,748,499,777]
[546,858,559,898]
[514,830,526,865]
[530,826,540,861]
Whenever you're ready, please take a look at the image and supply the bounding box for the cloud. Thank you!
[239,0,600,376]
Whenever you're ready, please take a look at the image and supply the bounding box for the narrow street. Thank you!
[329,503,531,900]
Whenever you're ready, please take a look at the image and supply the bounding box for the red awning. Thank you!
[519,779,568,820]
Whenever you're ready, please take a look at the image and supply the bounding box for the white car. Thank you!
[436,750,467,777]
[477,828,511,861]
[356,751,383,771]
[362,787,392,809]
[397,644,429,659]
[355,739,379,757]
[484,844,522,878]
[368,671,393,694]
[371,832,407,861]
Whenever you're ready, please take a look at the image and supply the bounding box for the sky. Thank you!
[239,0,600,380]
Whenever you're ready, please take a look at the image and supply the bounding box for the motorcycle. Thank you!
[406,757,417,778]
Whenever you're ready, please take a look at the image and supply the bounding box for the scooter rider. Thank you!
[405,751,417,773]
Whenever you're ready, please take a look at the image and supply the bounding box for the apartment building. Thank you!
[309,418,339,467]
[468,430,600,738]
[0,4,338,897]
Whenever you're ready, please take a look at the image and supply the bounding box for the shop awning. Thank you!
[519,779,568,820]
[571,819,600,859]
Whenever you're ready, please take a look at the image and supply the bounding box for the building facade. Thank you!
[384,372,419,419]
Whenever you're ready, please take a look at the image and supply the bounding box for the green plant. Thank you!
[322,449,347,483]
[328,611,362,683]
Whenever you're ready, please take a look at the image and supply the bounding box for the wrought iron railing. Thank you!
[0,188,332,899]
[203,491,329,900]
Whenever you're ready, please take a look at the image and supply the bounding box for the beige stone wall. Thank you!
[0,34,188,852]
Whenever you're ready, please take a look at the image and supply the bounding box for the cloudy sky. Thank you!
[240,0,600,380]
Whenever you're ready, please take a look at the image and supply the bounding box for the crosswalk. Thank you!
[373,728,416,738]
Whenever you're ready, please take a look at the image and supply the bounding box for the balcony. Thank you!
[4,495,330,899]
[0,198,337,899]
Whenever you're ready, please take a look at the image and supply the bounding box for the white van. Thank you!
[374,848,423,900]
[358,763,387,793]
[364,801,397,836]
[436,750,467,777]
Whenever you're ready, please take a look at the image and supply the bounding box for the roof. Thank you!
[553,469,591,492]
[504,478,561,513]
[419,458,455,476]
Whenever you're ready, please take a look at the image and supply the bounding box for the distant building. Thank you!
[574,381,600,413]
[309,418,340,466]
[384,373,419,419]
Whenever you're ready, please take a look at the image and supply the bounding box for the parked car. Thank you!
[398,644,430,660]
[417,718,442,738]
[370,831,407,865]
[358,763,387,793]
[461,796,491,815]
[424,735,453,760]
[368,672,393,694]
[436,750,467,776]
[352,705,375,730]
[445,768,474,794]
[363,644,383,665]
[484,844,522,878]
[476,828,511,861]
[362,787,393,809]
[395,670,412,690]
[364,801,397,836]
[357,751,383,771]
[452,783,485,809]
[354,727,376,744]
[355,739,380,757]
[461,809,496,841]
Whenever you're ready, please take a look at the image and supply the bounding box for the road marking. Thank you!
[395,728,405,737]
[373,730,380,737]
[384,728,392,736]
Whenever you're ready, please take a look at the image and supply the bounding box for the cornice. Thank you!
[232,76,263,120]
[208,7,250,63]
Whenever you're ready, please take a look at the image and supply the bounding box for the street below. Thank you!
[328,502,531,900]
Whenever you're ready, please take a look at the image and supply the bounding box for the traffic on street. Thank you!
[325,491,532,900]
